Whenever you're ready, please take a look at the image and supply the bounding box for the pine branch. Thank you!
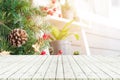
[0,0,50,55]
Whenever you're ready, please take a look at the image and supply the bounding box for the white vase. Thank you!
[50,40,72,55]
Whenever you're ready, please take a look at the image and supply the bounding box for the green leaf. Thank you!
[50,20,80,41]
[51,26,60,39]
[74,34,80,40]
[62,20,74,30]
[58,31,68,40]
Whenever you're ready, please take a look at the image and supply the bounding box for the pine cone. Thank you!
[8,28,28,47]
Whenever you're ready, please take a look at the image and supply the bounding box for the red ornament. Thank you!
[41,51,46,55]
[43,33,47,40]
[52,0,56,4]
[43,33,50,40]
[59,50,63,54]
[57,50,63,55]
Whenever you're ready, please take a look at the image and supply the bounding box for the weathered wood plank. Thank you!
[0,55,120,80]
[90,56,120,79]
[8,56,43,80]
[0,56,35,80]
[62,56,75,80]
[0,56,27,70]
[67,55,87,80]
[80,56,112,80]
[0,56,32,80]
[55,56,64,80]
[44,56,58,80]
[83,55,119,79]
[0,56,28,73]
[73,56,101,80]
[32,56,52,80]
[20,56,47,80]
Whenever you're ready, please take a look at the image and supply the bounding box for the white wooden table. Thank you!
[0,55,120,80]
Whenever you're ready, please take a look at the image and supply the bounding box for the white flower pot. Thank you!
[50,40,72,55]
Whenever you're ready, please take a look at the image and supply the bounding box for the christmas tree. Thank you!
[0,0,50,55]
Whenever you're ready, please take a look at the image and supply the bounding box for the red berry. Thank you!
[52,0,56,4]
[43,33,50,40]
[44,7,48,11]
[57,50,63,55]
[58,50,63,54]
[41,51,46,55]
[53,8,56,12]
[43,33,47,39]
[47,10,53,16]
[43,33,47,40]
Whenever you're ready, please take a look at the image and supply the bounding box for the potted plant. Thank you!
[49,20,79,55]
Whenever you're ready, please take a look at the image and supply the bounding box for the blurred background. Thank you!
[73,0,120,56]
[1,0,120,56]
[74,0,120,56]
[32,0,120,55]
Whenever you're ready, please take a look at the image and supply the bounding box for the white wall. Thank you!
[86,23,120,56]
[71,21,120,56]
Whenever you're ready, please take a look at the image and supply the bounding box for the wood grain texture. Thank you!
[0,55,120,80]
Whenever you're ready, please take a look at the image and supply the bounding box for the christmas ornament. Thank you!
[57,50,63,55]
[40,51,46,55]
[58,50,63,54]
[43,33,50,40]
[8,28,28,47]
[32,43,40,53]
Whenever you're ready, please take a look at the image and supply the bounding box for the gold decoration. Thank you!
[49,47,54,55]
[32,38,44,53]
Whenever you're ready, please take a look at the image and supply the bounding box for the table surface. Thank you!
[0,55,120,80]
